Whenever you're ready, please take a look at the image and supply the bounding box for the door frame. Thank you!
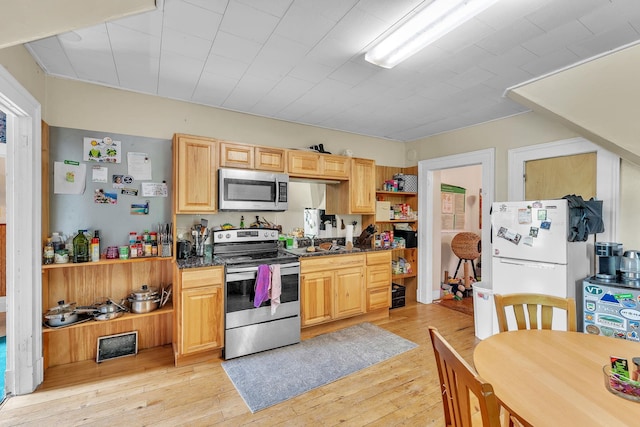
[0,65,43,396]
[418,148,495,304]
[508,137,619,242]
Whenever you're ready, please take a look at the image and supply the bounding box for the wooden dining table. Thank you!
[473,330,639,426]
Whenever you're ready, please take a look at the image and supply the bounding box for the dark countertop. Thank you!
[176,256,224,269]
[175,239,395,268]
[282,245,393,258]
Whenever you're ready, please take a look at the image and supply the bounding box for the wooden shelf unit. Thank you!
[42,256,174,369]
[362,165,418,303]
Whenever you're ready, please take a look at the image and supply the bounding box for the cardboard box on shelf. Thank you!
[375,201,391,221]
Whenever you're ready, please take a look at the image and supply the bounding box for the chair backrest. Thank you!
[493,293,577,332]
[428,327,501,427]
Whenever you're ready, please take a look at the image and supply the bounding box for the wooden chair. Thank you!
[493,293,577,332]
[429,326,501,427]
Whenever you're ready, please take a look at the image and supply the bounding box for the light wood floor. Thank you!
[0,303,478,426]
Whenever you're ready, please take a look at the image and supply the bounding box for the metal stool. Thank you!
[451,232,481,280]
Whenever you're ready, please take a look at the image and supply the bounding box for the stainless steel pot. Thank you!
[128,298,159,313]
[128,284,160,313]
[96,300,119,314]
[44,300,78,326]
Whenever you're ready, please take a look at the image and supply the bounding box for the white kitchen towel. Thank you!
[270,264,281,315]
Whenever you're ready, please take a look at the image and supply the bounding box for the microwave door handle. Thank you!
[275,178,280,207]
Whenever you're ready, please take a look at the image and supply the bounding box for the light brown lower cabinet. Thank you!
[366,251,392,311]
[178,266,224,356]
[301,254,365,326]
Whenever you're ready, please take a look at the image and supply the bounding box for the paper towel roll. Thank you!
[345,225,353,244]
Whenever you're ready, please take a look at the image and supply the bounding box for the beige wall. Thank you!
[407,112,579,201]
[0,45,46,109]
[509,43,640,165]
[1,44,405,167]
[43,77,406,167]
[620,160,640,249]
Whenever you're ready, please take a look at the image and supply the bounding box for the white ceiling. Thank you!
[24,0,640,142]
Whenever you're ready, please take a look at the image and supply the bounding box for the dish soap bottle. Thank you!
[73,229,89,263]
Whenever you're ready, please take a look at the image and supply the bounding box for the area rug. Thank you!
[435,296,474,316]
[222,322,417,413]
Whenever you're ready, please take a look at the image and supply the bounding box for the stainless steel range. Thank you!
[214,229,300,359]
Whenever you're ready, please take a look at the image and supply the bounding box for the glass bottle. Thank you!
[43,238,54,265]
[73,229,89,263]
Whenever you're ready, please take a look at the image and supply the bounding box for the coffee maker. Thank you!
[595,242,623,280]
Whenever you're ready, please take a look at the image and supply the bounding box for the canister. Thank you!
[119,245,130,259]
[54,249,69,264]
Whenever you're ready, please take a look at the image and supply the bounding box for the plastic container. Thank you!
[119,245,130,260]
[54,249,69,264]
[603,366,640,402]
[391,283,406,309]
[106,246,119,259]
[473,282,493,340]
[51,232,65,252]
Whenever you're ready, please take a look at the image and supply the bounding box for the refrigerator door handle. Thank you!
[498,258,558,269]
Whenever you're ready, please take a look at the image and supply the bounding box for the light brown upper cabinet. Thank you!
[326,158,376,214]
[287,150,350,180]
[173,134,217,213]
[220,141,286,172]
[255,146,286,172]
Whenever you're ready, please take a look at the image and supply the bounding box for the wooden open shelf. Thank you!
[42,304,173,334]
[376,191,417,196]
[42,256,173,269]
[392,272,416,279]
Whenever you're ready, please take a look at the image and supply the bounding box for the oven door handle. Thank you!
[226,270,257,281]
[226,261,300,282]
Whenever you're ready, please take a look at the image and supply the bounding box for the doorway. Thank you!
[0,65,43,397]
[417,149,495,304]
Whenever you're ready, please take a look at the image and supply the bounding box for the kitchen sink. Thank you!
[283,246,361,256]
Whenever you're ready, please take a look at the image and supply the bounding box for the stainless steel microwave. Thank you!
[218,168,289,211]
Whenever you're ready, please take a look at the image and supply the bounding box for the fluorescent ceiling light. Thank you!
[365,0,500,69]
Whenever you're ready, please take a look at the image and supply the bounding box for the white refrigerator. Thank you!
[490,199,590,334]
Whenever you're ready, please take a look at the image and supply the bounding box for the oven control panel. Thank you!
[214,229,279,243]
